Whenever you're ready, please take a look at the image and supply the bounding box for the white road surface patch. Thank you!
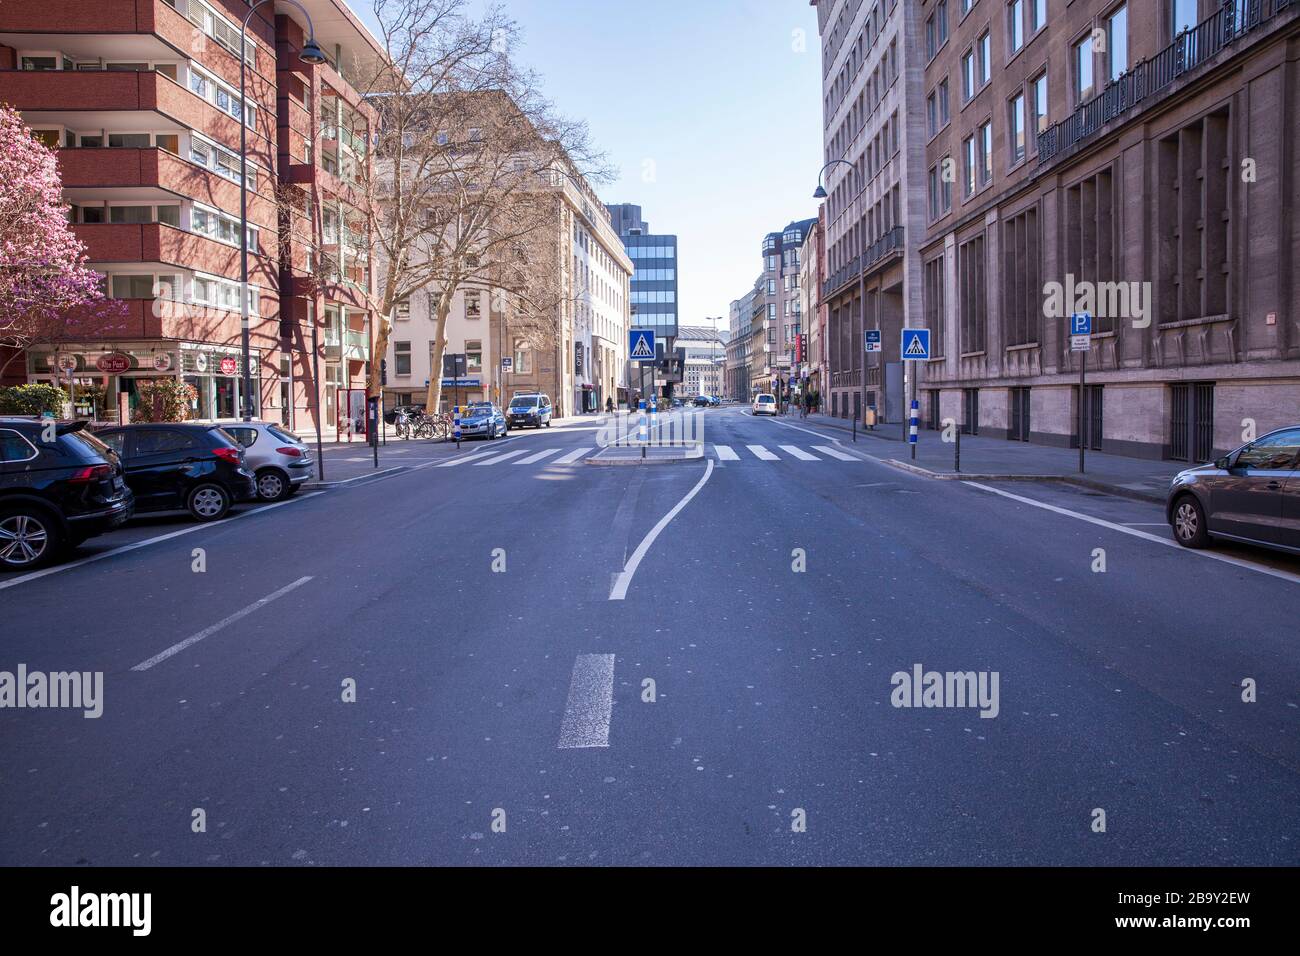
[514,448,562,465]
[609,460,715,600]
[779,444,820,461]
[746,445,779,461]
[131,576,314,671]
[552,447,593,464]
[712,444,740,460]
[814,445,860,461]
[968,482,1300,587]
[557,653,616,749]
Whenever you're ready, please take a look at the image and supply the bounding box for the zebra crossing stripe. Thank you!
[814,445,859,461]
[746,445,779,461]
[713,444,740,460]
[515,448,562,465]
[552,447,593,464]
[473,450,528,466]
[435,450,499,467]
[779,445,819,461]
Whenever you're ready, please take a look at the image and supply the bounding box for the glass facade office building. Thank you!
[607,204,677,342]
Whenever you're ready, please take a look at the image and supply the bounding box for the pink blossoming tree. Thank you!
[0,104,125,380]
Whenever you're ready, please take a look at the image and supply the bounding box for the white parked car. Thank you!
[752,393,777,416]
[195,421,314,501]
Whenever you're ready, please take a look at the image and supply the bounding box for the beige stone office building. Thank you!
[917,0,1300,460]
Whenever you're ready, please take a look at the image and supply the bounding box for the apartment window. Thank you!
[1002,207,1040,346]
[1008,0,1024,53]
[938,78,950,126]
[926,12,939,58]
[20,56,58,71]
[1009,92,1026,163]
[466,341,482,373]
[1030,71,1049,141]
[927,90,939,137]
[961,49,976,100]
[937,1,950,44]
[465,292,482,319]
[961,0,973,14]
[190,133,256,190]
[1172,0,1198,36]
[108,133,150,148]
[929,162,953,220]
[958,234,987,353]
[1074,34,1095,103]
[963,134,978,197]
[1107,4,1128,81]
[394,299,410,321]
[394,342,411,376]
[1031,0,1047,31]
[977,32,991,85]
[979,121,993,185]
[110,275,159,299]
[923,254,946,358]
[155,134,179,155]
[191,204,258,251]
[108,206,153,224]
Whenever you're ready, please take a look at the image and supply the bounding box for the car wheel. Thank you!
[0,507,62,570]
[1172,494,1210,549]
[255,468,291,502]
[187,483,232,522]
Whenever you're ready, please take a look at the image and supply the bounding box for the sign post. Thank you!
[900,329,931,460]
[366,394,379,469]
[1070,312,1092,474]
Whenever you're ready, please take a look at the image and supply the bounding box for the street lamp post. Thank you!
[239,1,327,421]
[813,159,866,427]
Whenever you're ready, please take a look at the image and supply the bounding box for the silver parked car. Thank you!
[1167,425,1300,554]
[203,421,315,502]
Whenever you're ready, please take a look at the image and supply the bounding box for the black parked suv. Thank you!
[0,417,134,570]
[94,423,256,522]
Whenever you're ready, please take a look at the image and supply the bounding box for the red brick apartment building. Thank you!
[0,0,383,433]
[917,0,1300,460]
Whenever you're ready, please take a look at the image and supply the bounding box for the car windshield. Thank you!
[467,405,492,416]
[267,425,299,444]
[758,395,775,403]
[510,399,537,409]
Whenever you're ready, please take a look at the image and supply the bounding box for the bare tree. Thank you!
[343,0,613,414]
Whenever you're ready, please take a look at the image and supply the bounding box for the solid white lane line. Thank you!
[767,415,849,442]
[434,450,499,467]
[131,576,314,672]
[747,444,779,461]
[472,450,528,466]
[968,482,1300,586]
[713,444,740,461]
[609,459,715,600]
[0,492,324,593]
[557,653,616,749]
[815,444,860,461]
[552,447,593,464]
[779,444,820,461]
[515,448,562,465]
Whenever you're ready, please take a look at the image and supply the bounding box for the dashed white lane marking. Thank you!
[713,444,740,460]
[131,576,314,671]
[515,448,562,465]
[434,450,498,467]
[746,444,779,461]
[779,444,820,461]
[968,482,1300,587]
[557,653,616,749]
[815,444,860,461]
[473,449,527,466]
[552,447,593,464]
[0,492,324,592]
[610,459,716,600]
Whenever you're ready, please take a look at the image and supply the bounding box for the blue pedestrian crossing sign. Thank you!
[629,329,656,362]
[901,328,931,361]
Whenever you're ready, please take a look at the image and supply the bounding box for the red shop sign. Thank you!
[96,353,132,373]
[219,357,238,375]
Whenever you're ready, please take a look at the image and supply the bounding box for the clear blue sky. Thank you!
[360,0,825,331]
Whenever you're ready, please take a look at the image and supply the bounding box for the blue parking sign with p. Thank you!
[1071,313,1092,336]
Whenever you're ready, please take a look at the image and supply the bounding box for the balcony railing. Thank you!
[822,226,904,299]
[1037,0,1296,165]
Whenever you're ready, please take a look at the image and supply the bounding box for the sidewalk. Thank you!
[792,410,1183,503]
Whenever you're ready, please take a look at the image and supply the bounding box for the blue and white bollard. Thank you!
[650,397,658,437]
[637,400,647,443]
[453,405,461,443]
[909,399,919,456]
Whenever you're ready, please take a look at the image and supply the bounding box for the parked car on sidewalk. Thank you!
[1167,425,1300,554]
[508,393,552,428]
[752,393,777,416]
[458,402,508,439]
[0,418,134,570]
[94,423,256,522]
[204,421,314,501]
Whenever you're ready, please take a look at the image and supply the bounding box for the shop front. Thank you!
[26,342,262,423]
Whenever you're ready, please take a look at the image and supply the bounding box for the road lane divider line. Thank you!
[746,445,779,461]
[515,448,562,465]
[0,493,324,592]
[131,576,314,672]
[553,447,593,464]
[968,482,1300,586]
[815,445,859,461]
[609,460,715,600]
[779,444,820,461]
[557,653,616,749]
